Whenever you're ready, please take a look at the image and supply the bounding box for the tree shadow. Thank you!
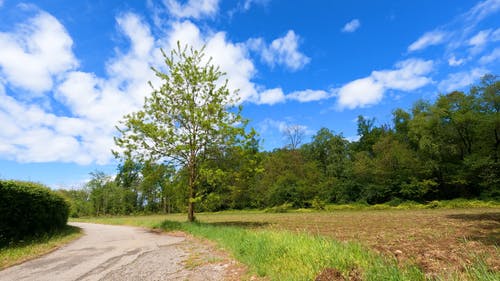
[446,212,499,246]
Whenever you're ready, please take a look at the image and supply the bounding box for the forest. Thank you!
[57,74,499,217]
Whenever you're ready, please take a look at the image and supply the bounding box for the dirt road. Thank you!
[0,222,236,281]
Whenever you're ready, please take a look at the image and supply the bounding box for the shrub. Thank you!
[0,180,70,246]
[264,202,293,213]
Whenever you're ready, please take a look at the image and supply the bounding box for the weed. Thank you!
[0,225,82,269]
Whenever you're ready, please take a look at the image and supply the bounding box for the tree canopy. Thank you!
[60,66,498,217]
[114,43,249,221]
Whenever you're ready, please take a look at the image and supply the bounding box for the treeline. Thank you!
[59,75,499,217]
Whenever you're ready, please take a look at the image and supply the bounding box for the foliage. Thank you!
[114,43,250,221]
[65,74,499,216]
[0,180,70,246]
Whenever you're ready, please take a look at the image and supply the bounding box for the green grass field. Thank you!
[73,206,499,280]
[0,226,83,270]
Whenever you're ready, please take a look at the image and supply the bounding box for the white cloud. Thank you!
[3,9,316,164]
[468,29,494,54]
[493,28,500,41]
[469,29,491,47]
[242,0,269,11]
[337,59,433,109]
[438,68,487,92]
[0,11,78,93]
[448,55,464,66]
[337,77,384,109]
[0,12,159,164]
[464,0,500,24]
[0,89,94,164]
[257,88,285,105]
[479,47,500,64]
[287,89,330,102]
[165,0,219,19]
[371,59,433,91]
[248,30,310,71]
[164,20,259,103]
[408,0,500,55]
[341,19,361,33]
[408,31,446,52]
[259,119,309,135]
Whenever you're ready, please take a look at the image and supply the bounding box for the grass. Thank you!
[0,225,83,270]
[159,220,426,280]
[73,203,500,280]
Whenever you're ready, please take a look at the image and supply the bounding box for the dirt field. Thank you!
[190,208,499,278]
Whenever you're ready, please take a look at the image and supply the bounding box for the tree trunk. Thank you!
[187,161,196,222]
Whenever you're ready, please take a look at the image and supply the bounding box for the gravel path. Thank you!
[0,222,238,281]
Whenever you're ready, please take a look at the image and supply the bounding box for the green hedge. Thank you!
[0,180,70,246]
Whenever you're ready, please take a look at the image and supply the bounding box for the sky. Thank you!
[0,0,499,189]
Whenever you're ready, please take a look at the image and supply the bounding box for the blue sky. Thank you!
[0,0,499,189]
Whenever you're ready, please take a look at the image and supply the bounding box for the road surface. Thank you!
[0,222,233,281]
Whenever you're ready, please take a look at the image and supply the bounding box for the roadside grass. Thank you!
[159,220,426,280]
[0,225,82,270]
[73,203,499,280]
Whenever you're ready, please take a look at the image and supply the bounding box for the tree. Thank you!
[114,43,248,221]
[115,158,142,214]
[283,124,305,150]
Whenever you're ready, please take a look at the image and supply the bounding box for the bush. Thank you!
[264,202,293,213]
[0,180,70,246]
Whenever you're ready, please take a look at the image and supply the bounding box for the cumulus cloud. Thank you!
[257,88,286,105]
[0,11,78,93]
[408,31,446,52]
[164,20,259,103]
[438,68,488,92]
[337,59,433,109]
[287,89,330,102]
[0,12,159,165]
[341,19,361,33]
[337,77,385,109]
[165,0,220,19]
[1,8,317,164]
[371,59,433,90]
[0,88,95,164]
[247,30,310,71]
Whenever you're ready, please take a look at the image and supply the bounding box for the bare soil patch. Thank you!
[194,208,499,278]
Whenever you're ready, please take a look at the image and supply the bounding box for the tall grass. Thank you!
[0,225,82,269]
[158,220,425,281]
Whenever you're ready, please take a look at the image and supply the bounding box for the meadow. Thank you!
[74,205,499,280]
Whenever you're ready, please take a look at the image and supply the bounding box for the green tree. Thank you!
[87,171,122,215]
[114,43,248,221]
[115,158,142,214]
